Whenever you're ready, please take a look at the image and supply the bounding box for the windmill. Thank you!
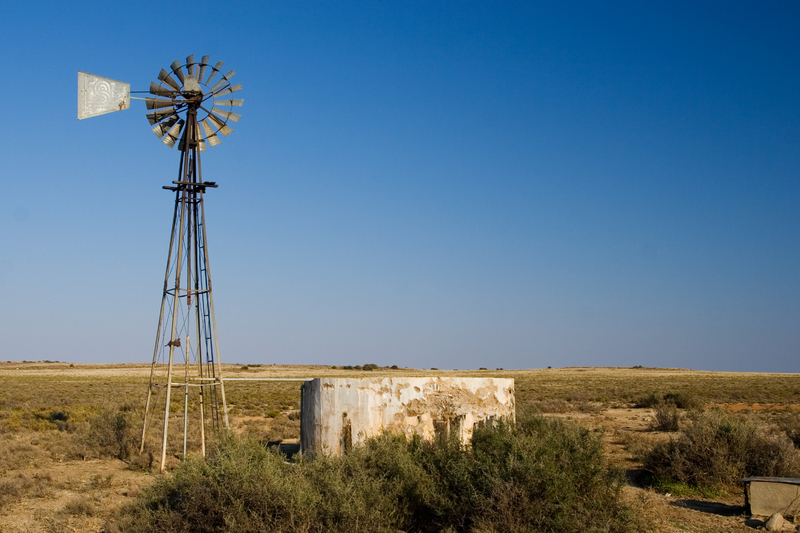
[78,55,243,470]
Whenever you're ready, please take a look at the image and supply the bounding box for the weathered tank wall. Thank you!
[300,377,514,456]
[743,477,800,516]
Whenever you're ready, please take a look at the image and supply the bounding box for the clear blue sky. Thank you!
[1,1,797,371]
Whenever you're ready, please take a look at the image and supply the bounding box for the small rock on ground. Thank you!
[765,512,787,531]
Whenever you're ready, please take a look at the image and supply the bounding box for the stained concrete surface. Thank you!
[743,477,800,516]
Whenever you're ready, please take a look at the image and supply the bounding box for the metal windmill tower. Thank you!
[78,55,243,470]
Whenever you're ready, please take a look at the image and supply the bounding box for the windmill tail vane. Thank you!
[78,55,243,471]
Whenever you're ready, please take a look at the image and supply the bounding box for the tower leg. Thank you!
[141,193,182,454]
[160,185,188,472]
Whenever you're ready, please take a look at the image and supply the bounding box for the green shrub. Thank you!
[468,416,630,533]
[116,434,393,533]
[115,416,634,533]
[643,410,800,490]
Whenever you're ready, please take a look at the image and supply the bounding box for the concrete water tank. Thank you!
[300,376,515,456]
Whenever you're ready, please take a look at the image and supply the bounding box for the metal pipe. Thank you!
[189,110,207,457]
[183,335,190,458]
[208,377,313,381]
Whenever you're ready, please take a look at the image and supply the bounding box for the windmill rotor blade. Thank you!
[149,81,173,96]
[178,125,207,152]
[214,99,244,107]
[163,119,184,148]
[186,54,195,78]
[205,61,224,85]
[145,97,175,110]
[213,83,242,97]
[170,59,185,85]
[201,119,222,147]
[146,108,177,125]
[152,115,179,138]
[210,72,235,93]
[195,122,206,151]
[207,113,234,136]
[211,108,242,123]
[178,128,188,151]
[158,69,181,91]
[198,55,210,82]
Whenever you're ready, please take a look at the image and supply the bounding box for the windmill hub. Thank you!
[182,76,202,94]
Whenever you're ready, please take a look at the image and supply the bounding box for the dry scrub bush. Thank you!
[62,495,95,516]
[115,415,635,533]
[81,405,139,461]
[650,403,680,432]
[0,472,51,510]
[22,404,149,465]
[264,412,301,443]
[644,410,800,490]
[635,391,699,410]
[528,399,571,413]
[637,391,700,432]
[778,414,800,448]
[0,436,45,472]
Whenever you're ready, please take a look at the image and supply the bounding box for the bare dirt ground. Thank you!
[0,459,149,533]
[0,363,797,532]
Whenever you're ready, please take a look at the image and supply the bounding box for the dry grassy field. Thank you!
[0,362,797,532]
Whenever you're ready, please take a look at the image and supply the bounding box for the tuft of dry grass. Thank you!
[63,495,95,516]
